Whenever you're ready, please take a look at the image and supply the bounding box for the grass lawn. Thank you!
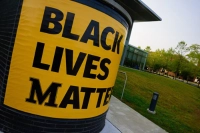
[113,66,200,133]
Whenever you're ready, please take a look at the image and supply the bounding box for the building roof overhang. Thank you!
[102,0,161,26]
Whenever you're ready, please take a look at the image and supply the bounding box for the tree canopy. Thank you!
[144,46,151,52]
[145,41,200,81]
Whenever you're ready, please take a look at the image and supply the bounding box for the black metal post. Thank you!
[147,92,159,114]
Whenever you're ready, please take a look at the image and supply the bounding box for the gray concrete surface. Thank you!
[100,119,121,133]
[168,75,199,87]
[106,96,167,133]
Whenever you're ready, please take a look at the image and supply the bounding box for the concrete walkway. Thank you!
[101,120,121,133]
[105,96,167,133]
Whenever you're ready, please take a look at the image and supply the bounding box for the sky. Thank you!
[129,0,200,51]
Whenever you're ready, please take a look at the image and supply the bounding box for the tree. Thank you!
[146,49,165,73]
[163,48,175,76]
[187,44,200,66]
[138,46,141,49]
[155,49,165,74]
[174,41,189,79]
[180,58,196,83]
[187,44,200,86]
[144,46,151,52]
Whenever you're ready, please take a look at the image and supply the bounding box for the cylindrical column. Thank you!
[147,92,159,114]
[0,0,130,132]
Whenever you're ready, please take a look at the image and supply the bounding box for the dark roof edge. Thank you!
[102,0,133,25]
[138,0,162,21]
[114,0,161,22]
[101,0,161,23]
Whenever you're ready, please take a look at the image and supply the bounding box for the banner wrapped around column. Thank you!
[0,0,129,132]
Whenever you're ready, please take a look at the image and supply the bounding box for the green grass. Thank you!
[113,66,200,133]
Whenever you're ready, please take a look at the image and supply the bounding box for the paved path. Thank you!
[101,120,121,133]
[168,76,199,87]
[105,96,167,133]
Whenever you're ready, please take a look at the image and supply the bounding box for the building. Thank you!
[120,44,148,70]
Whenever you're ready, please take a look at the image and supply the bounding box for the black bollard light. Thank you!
[147,92,159,114]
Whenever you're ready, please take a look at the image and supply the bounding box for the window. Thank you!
[128,52,133,59]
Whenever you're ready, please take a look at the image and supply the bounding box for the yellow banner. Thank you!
[4,0,127,118]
